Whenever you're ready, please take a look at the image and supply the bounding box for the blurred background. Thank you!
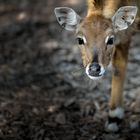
[0,0,140,139]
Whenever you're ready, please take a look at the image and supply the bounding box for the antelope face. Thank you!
[76,16,114,80]
[54,6,137,80]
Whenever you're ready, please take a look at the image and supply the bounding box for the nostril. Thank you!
[96,65,101,72]
[89,63,101,72]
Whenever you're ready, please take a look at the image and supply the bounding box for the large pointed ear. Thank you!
[54,7,81,31]
[112,6,138,32]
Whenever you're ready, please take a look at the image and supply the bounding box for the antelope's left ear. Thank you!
[112,6,138,32]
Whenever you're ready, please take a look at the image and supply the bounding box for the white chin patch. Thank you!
[85,64,105,80]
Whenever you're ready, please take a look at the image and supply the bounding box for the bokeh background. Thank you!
[0,0,140,139]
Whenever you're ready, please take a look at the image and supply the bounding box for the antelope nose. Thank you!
[88,63,101,76]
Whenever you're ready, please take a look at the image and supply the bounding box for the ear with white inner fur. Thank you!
[54,7,81,31]
[112,6,138,32]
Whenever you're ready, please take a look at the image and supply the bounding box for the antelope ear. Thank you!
[112,6,138,32]
[54,7,81,31]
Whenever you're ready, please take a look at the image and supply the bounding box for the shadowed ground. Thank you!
[0,0,140,140]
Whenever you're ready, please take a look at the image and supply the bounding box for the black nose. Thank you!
[88,63,101,77]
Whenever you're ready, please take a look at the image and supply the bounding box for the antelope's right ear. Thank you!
[54,7,81,31]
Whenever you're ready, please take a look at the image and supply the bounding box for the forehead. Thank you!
[77,15,112,36]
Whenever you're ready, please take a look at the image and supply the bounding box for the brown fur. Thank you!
[78,0,140,110]
[87,0,140,17]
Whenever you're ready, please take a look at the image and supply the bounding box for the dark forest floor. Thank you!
[0,0,140,140]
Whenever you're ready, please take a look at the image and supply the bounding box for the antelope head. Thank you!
[54,6,137,80]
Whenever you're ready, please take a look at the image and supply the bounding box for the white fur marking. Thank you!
[99,65,106,76]
[105,36,109,44]
[109,107,124,119]
[83,36,87,44]
[106,123,119,132]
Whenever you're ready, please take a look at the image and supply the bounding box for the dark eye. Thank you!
[105,35,114,45]
[107,37,114,45]
[77,37,84,45]
[76,36,87,45]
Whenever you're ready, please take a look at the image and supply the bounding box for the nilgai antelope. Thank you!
[54,0,140,132]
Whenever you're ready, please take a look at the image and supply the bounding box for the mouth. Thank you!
[85,64,106,80]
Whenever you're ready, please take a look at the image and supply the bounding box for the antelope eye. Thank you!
[77,37,84,45]
[105,35,114,45]
[76,36,86,45]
